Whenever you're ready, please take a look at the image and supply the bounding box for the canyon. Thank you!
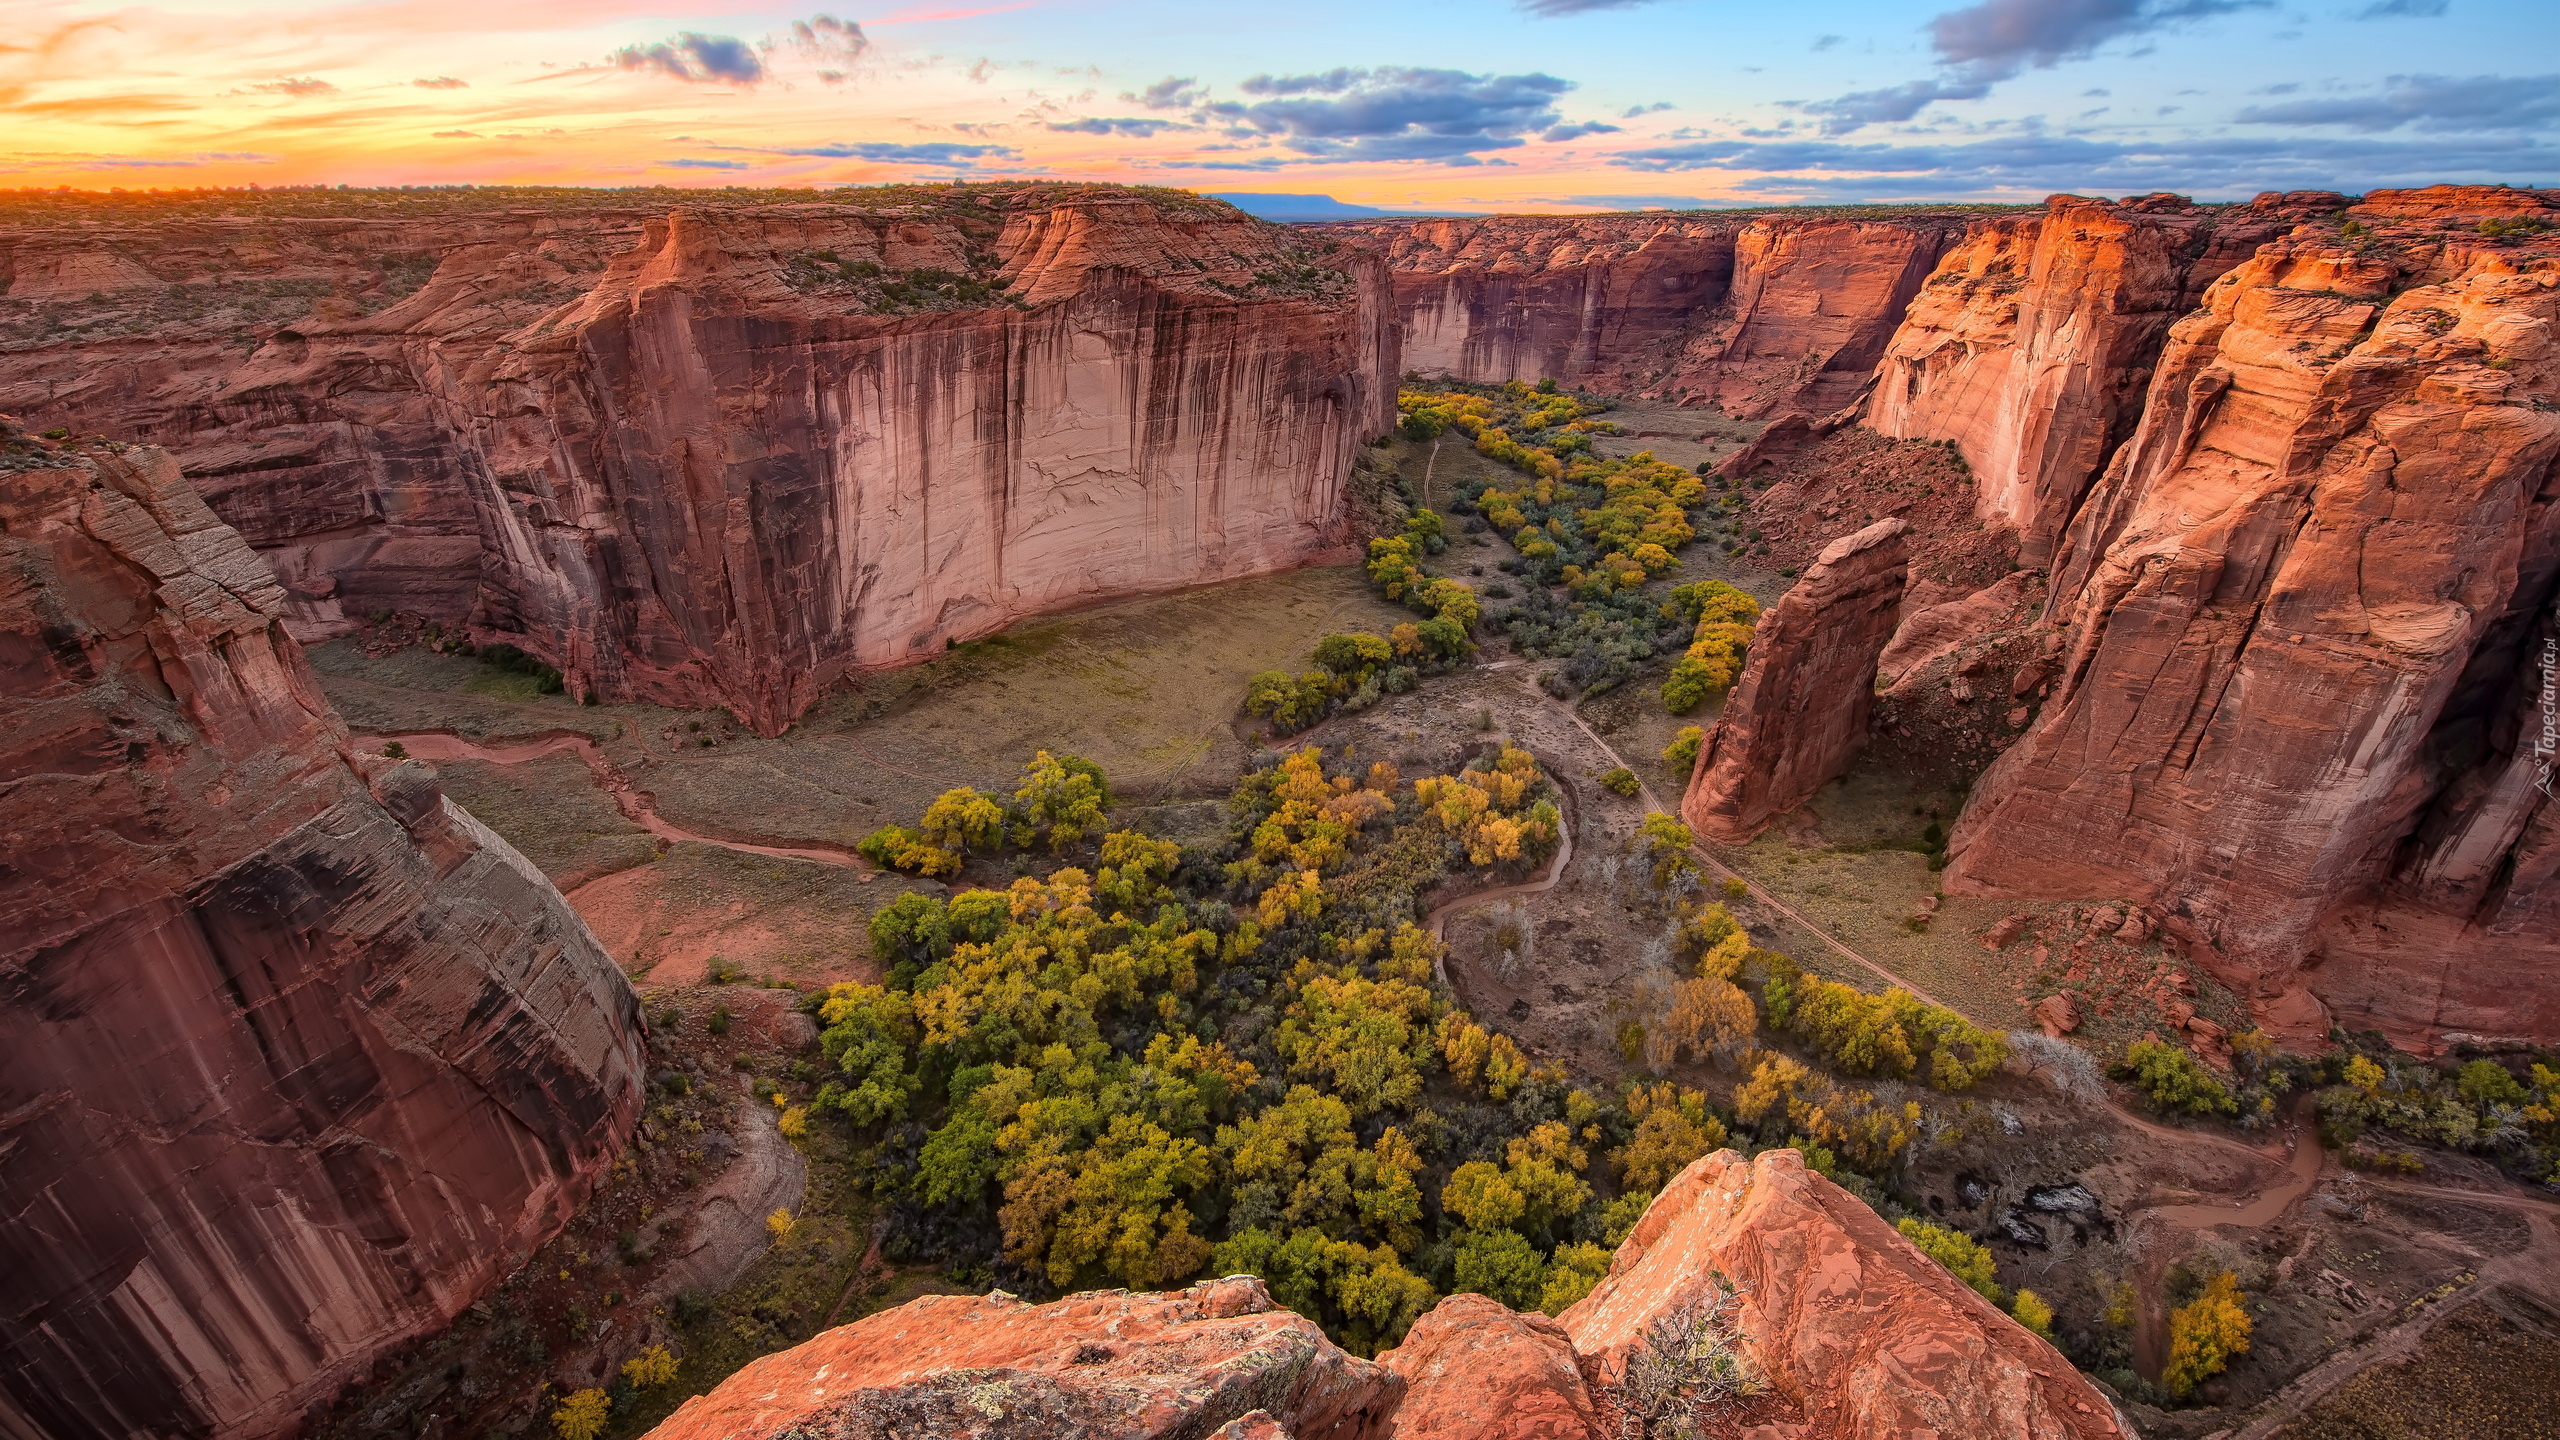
[1335,185,2560,1051]
[0,185,1394,734]
[6,177,2560,1440]
[0,436,646,1439]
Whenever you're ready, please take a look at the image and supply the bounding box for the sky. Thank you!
[2,0,2553,208]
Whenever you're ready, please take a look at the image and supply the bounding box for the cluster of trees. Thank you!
[2163,1271,2252,1398]
[2312,1049,2560,1182]
[1761,954,2010,1091]
[857,751,1109,877]
[1660,581,1764,713]
[814,747,1725,1354]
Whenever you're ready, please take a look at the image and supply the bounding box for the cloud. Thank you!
[1046,117,1184,136]
[1605,128,2559,200]
[1797,77,1997,132]
[1541,121,1621,141]
[1813,34,1845,49]
[1203,66,1579,164]
[1795,0,2270,134]
[787,14,868,65]
[717,140,1021,163]
[433,129,480,137]
[2235,72,2560,131]
[1132,76,1206,109]
[610,33,763,85]
[657,157,750,169]
[250,77,337,96]
[2355,0,2447,15]
[413,76,468,89]
[1622,101,1674,118]
[1927,0,2272,82]
[1515,0,1663,12]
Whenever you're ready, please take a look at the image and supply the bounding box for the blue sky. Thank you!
[4,0,2551,205]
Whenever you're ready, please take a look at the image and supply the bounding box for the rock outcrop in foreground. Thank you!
[1942,187,2560,1049]
[0,186,1394,734]
[1683,519,1911,844]
[0,440,646,1440]
[643,1149,2117,1440]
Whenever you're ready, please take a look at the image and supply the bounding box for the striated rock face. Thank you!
[0,186,1394,734]
[1325,214,1738,391]
[1559,1149,2123,1438]
[656,1150,2112,1440]
[1943,187,2560,1047]
[1331,212,1975,416]
[641,1277,1403,1440]
[1866,193,2280,560]
[0,443,645,1440]
[1375,1294,1602,1440]
[1684,519,1911,843]
[1668,218,1965,419]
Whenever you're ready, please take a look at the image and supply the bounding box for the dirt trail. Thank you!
[1421,789,1576,986]
[367,730,878,873]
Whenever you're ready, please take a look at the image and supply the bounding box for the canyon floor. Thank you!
[315,557,2560,1440]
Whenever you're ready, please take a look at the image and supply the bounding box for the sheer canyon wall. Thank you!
[0,186,1395,734]
[0,439,646,1440]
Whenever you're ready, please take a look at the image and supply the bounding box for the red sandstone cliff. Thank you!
[1331,211,1979,416]
[0,186,1394,734]
[1865,193,2285,561]
[1326,214,1735,390]
[1942,186,2560,1049]
[640,1148,2115,1440]
[1684,520,1912,844]
[0,438,646,1439]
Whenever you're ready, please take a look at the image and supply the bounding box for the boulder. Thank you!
[641,1279,1403,1440]
[2035,993,2084,1038]
[1559,1150,2124,1439]
[1377,1294,1603,1440]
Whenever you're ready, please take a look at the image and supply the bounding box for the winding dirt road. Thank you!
[365,730,878,872]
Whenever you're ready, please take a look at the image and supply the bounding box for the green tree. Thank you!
[1662,725,1705,772]
[919,786,1006,855]
[2118,1039,2238,1116]
[2011,1289,2055,1341]
[1539,1242,1613,1315]
[551,1389,610,1440]
[1452,1228,1548,1311]
[1895,1218,2002,1303]
[815,983,918,1124]
[1013,750,1110,850]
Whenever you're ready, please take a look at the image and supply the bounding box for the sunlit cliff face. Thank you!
[3,0,2550,210]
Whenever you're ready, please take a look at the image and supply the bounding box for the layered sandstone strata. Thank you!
[644,1149,2115,1440]
[1943,187,2560,1047]
[1331,211,1978,416]
[1328,214,1736,390]
[0,440,646,1439]
[0,186,1395,733]
[1683,519,1911,843]
[1865,193,2284,559]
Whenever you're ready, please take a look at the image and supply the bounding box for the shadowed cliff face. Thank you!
[1942,187,2560,1049]
[0,445,645,1440]
[0,187,1394,734]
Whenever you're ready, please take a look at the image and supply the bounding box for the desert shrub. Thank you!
[1612,1278,1762,1435]
[2163,1271,2251,1398]
[1599,766,1641,797]
[1638,813,1699,887]
[620,1345,680,1388]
